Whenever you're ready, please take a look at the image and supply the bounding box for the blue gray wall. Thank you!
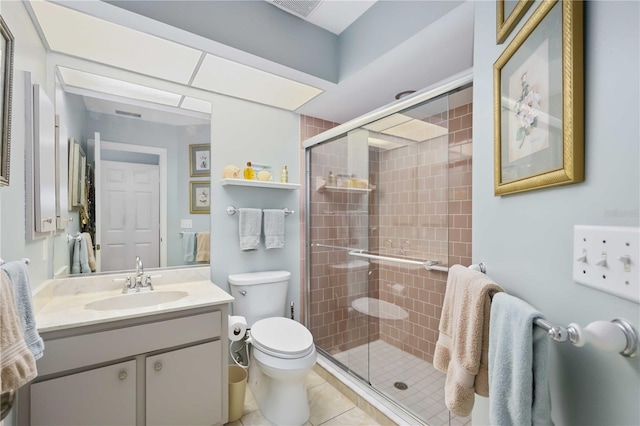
[472,1,640,424]
[209,94,301,320]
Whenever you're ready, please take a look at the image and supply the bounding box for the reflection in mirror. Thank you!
[52,67,211,277]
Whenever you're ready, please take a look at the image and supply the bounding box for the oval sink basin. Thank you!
[85,291,189,311]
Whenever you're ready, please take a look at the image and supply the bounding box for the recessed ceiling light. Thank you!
[30,0,202,84]
[57,66,182,107]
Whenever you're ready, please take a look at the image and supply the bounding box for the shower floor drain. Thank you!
[393,381,408,390]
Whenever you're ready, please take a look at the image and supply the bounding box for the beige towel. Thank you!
[196,231,210,262]
[0,271,37,391]
[82,232,96,272]
[433,264,503,417]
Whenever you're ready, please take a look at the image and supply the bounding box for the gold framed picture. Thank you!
[0,16,14,187]
[190,181,210,214]
[189,144,210,177]
[493,0,584,196]
[496,0,534,44]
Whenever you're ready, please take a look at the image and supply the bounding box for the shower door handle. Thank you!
[348,251,449,272]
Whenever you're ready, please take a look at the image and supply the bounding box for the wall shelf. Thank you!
[220,178,300,190]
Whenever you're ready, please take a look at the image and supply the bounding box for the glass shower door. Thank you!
[307,84,473,426]
[307,128,372,382]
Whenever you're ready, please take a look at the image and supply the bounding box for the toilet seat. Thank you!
[250,317,314,359]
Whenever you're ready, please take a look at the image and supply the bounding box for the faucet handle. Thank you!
[144,274,155,291]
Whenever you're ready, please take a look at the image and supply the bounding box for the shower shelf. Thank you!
[220,178,300,190]
[315,177,373,194]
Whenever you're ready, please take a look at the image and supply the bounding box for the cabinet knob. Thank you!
[118,371,127,381]
[154,362,163,372]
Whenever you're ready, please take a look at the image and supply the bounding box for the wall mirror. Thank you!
[52,66,211,277]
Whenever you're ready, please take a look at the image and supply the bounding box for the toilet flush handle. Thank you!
[238,290,247,296]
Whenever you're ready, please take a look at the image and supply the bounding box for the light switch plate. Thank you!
[573,225,640,303]
[180,219,192,229]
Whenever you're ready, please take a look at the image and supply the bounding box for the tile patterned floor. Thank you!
[333,340,471,426]
[225,369,380,426]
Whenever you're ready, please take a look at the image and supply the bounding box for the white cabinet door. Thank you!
[146,340,222,426]
[30,360,136,426]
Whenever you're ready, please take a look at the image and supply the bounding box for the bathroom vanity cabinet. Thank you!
[20,307,227,426]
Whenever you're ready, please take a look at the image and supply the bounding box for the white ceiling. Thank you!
[28,0,474,125]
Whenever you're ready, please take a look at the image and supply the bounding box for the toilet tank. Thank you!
[228,270,291,327]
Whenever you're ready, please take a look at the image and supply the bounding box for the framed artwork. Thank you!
[189,144,210,177]
[0,16,14,187]
[493,0,583,196]
[496,0,534,44]
[190,181,210,214]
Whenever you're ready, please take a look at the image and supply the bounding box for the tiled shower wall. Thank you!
[376,101,473,363]
[302,100,472,364]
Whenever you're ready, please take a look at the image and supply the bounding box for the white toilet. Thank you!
[228,270,316,426]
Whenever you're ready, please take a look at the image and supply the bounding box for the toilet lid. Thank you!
[250,317,314,357]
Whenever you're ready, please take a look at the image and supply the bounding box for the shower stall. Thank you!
[304,73,473,425]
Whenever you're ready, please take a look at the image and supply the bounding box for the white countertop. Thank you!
[34,267,234,333]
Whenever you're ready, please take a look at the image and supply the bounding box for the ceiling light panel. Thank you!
[181,97,212,114]
[363,113,413,133]
[58,67,182,106]
[31,0,202,84]
[192,54,322,111]
[383,119,448,143]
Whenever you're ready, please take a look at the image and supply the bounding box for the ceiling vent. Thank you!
[266,0,322,18]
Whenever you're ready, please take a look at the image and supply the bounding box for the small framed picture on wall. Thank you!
[189,144,210,177]
[190,181,210,214]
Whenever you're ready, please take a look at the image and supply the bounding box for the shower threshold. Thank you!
[316,354,426,426]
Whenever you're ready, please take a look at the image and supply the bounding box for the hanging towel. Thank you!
[71,238,81,274]
[239,208,262,251]
[0,261,45,360]
[82,232,96,272]
[79,234,91,274]
[196,231,210,262]
[263,209,285,249]
[182,232,196,262]
[0,270,37,391]
[489,293,554,426]
[433,264,503,417]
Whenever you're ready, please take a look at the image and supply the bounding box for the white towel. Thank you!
[196,231,210,262]
[489,293,554,426]
[263,209,285,249]
[433,265,503,417]
[82,232,96,272]
[0,261,45,360]
[0,270,37,391]
[239,208,262,251]
[182,231,196,262]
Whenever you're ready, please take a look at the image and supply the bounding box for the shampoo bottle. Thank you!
[243,162,255,180]
[280,165,288,183]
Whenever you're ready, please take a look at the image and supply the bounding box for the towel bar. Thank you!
[470,263,639,357]
[0,258,30,266]
[225,205,294,216]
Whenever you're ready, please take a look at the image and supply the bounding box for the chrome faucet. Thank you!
[399,240,411,256]
[135,256,144,287]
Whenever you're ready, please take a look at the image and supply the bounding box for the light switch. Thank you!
[573,225,640,303]
[180,219,193,229]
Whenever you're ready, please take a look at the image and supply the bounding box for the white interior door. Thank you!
[100,160,160,272]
